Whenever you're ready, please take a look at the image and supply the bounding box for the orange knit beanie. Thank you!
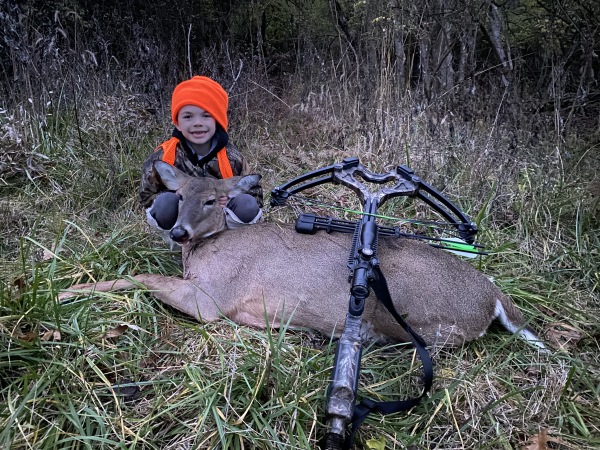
[171,76,228,131]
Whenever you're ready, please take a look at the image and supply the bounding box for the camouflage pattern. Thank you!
[325,313,363,438]
[139,140,263,209]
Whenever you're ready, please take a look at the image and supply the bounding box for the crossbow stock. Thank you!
[270,157,485,449]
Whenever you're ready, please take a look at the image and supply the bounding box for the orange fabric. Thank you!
[217,147,234,179]
[155,137,233,179]
[155,137,179,166]
[171,76,228,130]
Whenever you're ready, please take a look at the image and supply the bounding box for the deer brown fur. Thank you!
[61,161,543,348]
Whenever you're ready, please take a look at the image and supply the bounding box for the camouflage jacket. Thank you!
[139,128,263,208]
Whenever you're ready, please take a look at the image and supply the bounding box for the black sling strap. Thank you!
[345,266,434,449]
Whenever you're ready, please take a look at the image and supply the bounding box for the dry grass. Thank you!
[0,81,599,449]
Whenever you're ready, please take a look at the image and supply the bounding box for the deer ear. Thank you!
[228,174,262,197]
[153,161,190,191]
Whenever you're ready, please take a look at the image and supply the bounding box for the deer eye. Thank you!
[204,199,215,206]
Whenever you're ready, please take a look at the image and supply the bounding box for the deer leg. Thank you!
[60,275,221,322]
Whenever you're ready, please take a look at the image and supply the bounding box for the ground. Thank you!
[1,90,599,449]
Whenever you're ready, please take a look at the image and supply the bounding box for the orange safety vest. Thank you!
[155,137,234,179]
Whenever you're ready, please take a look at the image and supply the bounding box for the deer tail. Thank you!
[494,295,546,350]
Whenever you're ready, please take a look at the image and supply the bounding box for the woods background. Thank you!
[1,0,599,449]
[3,0,600,145]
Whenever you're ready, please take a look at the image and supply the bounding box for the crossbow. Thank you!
[270,158,485,449]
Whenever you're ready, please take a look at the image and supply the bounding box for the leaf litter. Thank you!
[520,429,577,450]
[544,322,582,350]
[102,323,142,339]
[41,330,61,341]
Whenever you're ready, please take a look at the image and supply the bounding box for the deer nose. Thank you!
[170,227,189,243]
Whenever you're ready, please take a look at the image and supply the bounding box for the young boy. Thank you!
[139,76,262,246]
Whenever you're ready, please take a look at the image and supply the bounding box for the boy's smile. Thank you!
[176,105,216,155]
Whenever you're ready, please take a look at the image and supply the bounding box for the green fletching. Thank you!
[436,241,481,253]
[437,241,476,251]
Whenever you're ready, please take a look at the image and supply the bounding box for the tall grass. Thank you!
[1,86,599,449]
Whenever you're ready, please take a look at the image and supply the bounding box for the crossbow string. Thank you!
[280,193,486,255]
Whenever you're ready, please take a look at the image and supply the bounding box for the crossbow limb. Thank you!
[271,157,481,248]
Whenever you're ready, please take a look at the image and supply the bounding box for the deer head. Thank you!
[153,160,261,244]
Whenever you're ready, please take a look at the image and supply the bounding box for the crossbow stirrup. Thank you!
[270,158,483,449]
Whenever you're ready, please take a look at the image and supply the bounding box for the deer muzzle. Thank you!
[170,226,189,243]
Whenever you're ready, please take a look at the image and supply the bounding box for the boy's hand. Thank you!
[219,196,229,208]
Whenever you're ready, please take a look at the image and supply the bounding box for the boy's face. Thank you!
[176,105,216,146]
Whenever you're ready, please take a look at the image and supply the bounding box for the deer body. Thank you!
[61,162,541,347]
[64,223,536,347]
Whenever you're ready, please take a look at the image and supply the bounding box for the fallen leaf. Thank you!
[41,330,61,341]
[14,331,36,342]
[365,436,386,450]
[102,323,142,339]
[103,324,129,339]
[520,429,575,450]
[41,330,54,341]
[545,322,581,350]
[520,430,547,450]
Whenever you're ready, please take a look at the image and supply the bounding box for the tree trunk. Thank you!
[437,0,454,94]
[333,0,353,44]
[391,0,406,91]
[486,2,510,86]
[419,24,432,100]
[458,32,467,84]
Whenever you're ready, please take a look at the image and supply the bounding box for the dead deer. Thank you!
[60,161,543,348]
